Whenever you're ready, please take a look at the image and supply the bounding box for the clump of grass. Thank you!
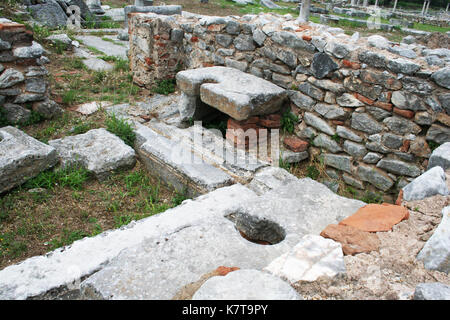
[281,111,299,134]
[106,113,136,146]
[24,165,91,191]
[172,188,189,206]
[152,79,176,95]
[50,229,89,250]
[331,133,341,143]
[62,89,78,105]
[99,56,129,72]
[27,24,51,42]
[48,39,69,54]
[360,190,383,204]
[306,165,320,180]
[114,59,129,72]
[279,155,292,171]
[64,57,85,70]
[0,107,10,126]
[22,110,45,127]
[428,140,440,152]
[72,121,94,134]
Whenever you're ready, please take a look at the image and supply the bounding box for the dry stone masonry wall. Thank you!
[129,11,450,195]
[0,19,62,124]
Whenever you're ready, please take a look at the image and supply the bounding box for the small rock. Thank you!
[264,235,346,283]
[402,166,449,201]
[431,67,450,89]
[0,68,24,89]
[414,283,450,300]
[387,58,420,75]
[13,41,44,59]
[34,99,63,119]
[310,52,338,79]
[428,142,450,171]
[367,35,390,49]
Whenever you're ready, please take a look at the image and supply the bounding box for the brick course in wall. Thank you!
[129,12,450,195]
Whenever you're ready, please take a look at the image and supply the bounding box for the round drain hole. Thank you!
[226,212,286,245]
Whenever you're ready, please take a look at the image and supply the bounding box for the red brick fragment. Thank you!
[374,101,393,111]
[342,60,361,70]
[215,266,240,276]
[353,93,374,105]
[400,140,410,152]
[393,107,414,119]
[283,136,309,152]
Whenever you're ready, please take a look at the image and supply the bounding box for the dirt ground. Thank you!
[292,175,450,300]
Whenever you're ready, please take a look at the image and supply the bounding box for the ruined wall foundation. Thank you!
[128,11,450,196]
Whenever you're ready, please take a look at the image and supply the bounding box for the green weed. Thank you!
[106,113,136,146]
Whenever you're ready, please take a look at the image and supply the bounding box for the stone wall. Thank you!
[0,20,62,124]
[128,11,450,195]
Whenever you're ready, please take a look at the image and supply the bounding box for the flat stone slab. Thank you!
[80,177,364,299]
[106,95,182,126]
[76,35,128,59]
[0,126,57,194]
[135,123,235,196]
[0,184,257,299]
[0,165,366,299]
[48,128,136,180]
[134,120,267,196]
[176,67,287,121]
[192,269,302,300]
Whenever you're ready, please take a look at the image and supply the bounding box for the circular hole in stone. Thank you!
[225,212,286,245]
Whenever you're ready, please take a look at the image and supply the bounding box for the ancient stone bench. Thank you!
[176,66,287,122]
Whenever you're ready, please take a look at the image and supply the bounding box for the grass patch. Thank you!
[24,165,92,191]
[412,22,450,33]
[50,59,141,106]
[360,190,383,204]
[0,162,189,269]
[63,57,86,70]
[101,36,126,47]
[105,113,136,146]
[428,140,440,151]
[152,78,176,95]
[281,111,299,134]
